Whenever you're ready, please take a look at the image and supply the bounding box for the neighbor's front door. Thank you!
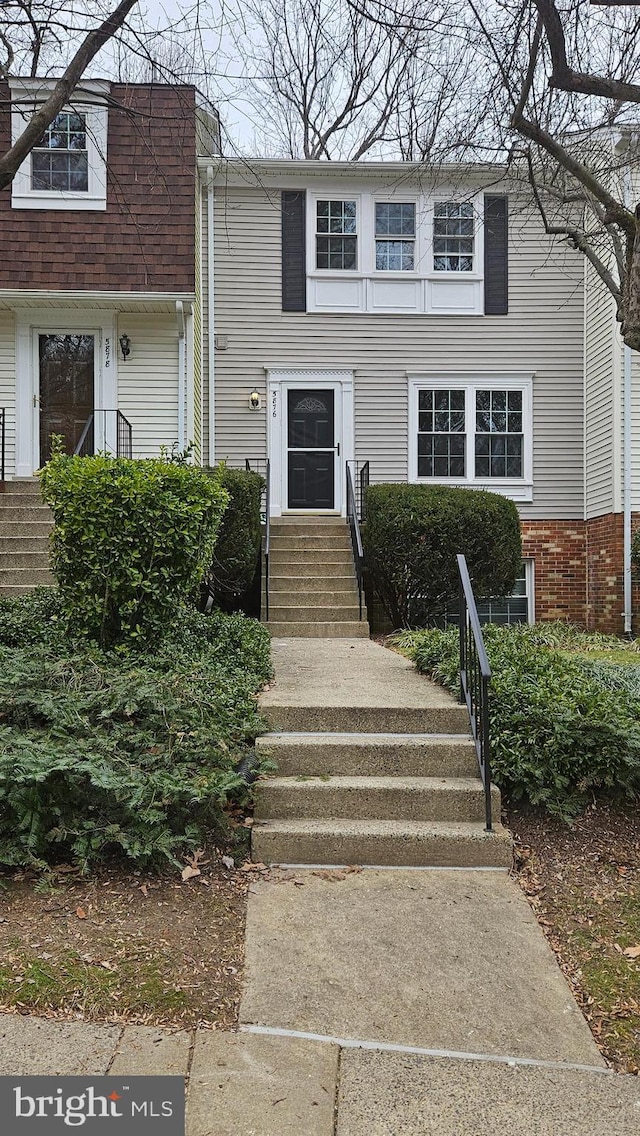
[38,333,95,466]
[287,388,337,509]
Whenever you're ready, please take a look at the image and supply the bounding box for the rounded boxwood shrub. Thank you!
[363,483,522,628]
[40,454,229,648]
[203,464,264,610]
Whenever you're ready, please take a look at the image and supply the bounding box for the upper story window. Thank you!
[433,202,474,272]
[408,374,533,501]
[10,79,109,211]
[31,112,89,193]
[375,202,415,271]
[316,200,357,269]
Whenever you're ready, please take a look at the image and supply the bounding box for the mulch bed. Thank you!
[508,800,640,1073]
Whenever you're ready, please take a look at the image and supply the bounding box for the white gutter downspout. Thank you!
[624,343,633,636]
[176,299,186,450]
[622,147,634,636]
[206,165,215,466]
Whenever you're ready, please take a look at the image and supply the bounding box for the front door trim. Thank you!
[15,308,117,477]
[266,368,354,517]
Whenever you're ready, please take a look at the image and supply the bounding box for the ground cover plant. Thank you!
[0,594,271,870]
[511,801,640,1074]
[364,483,521,628]
[396,622,640,818]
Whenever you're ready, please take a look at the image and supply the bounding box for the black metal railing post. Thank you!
[346,461,364,620]
[359,460,370,522]
[74,410,133,458]
[457,553,493,831]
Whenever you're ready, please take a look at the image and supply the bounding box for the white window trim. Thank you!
[311,193,362,274]
[10,80,109,211]
[14,308,117,477]
[305,187,485,314]
[407,372,534,503]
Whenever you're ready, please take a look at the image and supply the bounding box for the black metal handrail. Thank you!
[245,457,271,621]
[0,407,5,482]
[457,553,493,831]
[74,410,133,458]
[346,461,364,620]
[359,460,370,521]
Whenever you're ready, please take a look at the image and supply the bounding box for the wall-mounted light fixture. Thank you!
[119,333,131,361]
[249,391,262,411]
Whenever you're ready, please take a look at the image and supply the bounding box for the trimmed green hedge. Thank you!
[204,465,264,609]
[40,454,228,648]
[363,484,522,629]
[399,623,640,817]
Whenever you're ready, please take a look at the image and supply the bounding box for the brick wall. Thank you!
[0,83,196,292]
[367,515,637,635]
[521,521,587,625]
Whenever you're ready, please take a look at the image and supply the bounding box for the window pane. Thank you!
[316,235,357,270]
[419,391,433,412]
[376,239,414,271]
[433,201,474,272]
[375,201,415,236]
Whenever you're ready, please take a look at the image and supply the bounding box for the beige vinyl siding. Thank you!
[584,259,618,519]
[0,312,15,478]
[201,189,211,464]
[116,314,179,458]
[212,185,585,519]
[193,184,203,463]
[630,348,640,511]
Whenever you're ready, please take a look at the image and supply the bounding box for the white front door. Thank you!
[15,310,116,476]
[267,369,354,516]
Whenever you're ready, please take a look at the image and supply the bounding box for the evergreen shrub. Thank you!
[363,483,522,628]
[39,454,228,648]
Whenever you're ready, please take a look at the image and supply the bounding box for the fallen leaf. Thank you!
[139,884,148,898]
[181,866,201,882]
[75,907,87,920]
[623,945,640,960]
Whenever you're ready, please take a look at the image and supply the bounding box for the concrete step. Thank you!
[0,567,55,586]
[0,492,47,505]
[271,520,349,534]
[270,535,352,551]
[0,523,53,538]
[269,576,357,594]
[261,702,469,733]
[251,817,513,868]
[266,621,370,638]
[0,537,51,553]
[268,550,354,568]
[255,775,499,823]
[0,585,50,596]
[268,604,361,622]
[0,479,42,497]
[0,551,50,569]
[255,732,479,778]
[0,506,53,523]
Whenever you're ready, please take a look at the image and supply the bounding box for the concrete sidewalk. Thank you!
[2,864,640,1135]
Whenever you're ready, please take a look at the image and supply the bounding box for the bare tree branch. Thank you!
[0,0,138,191]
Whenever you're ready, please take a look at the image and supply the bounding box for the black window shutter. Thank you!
[484,195,508,315]
[282,191,306,312]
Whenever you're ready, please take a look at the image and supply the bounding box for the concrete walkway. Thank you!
[2,637,640,1131]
